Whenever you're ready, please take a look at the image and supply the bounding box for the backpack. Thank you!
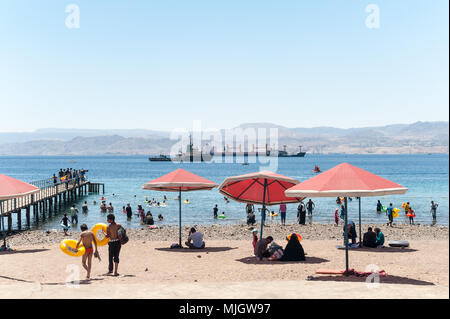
[118,225,129,245]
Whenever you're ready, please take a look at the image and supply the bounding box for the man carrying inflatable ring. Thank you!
[75,224,100,279]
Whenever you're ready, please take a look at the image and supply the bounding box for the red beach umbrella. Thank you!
[219,171,303,259]
[142,168,218,247]
[0,174,40,246]
[285,162,408,273]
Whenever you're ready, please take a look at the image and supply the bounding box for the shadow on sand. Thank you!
[42,278,106,286]
[1,248,50,255]
[236,256,329,265]
[155,247,237,253]
[310,274,434,286]
[0,275,34,283]
[337,246,418,253]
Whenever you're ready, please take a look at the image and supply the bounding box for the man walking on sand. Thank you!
[75,224,99,279]
[105,214,121,276]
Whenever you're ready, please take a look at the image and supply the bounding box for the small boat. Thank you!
[242,162,249,165]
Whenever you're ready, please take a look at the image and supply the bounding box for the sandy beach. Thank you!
[1,223,448,299]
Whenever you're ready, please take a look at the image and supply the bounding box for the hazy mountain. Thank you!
[0,121,447,155]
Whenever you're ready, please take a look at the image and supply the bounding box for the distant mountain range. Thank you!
[0,121,447,155]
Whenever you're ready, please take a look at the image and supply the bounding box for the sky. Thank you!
[0,0,448,132]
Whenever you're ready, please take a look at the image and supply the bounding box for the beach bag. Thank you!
[268,242,283,255]
[118,226,129,245]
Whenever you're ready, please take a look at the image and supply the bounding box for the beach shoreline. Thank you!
[6,222,449,247]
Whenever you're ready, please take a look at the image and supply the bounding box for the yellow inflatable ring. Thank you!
[270,213,278,217]
[91,223,110,246]
[60,239,85,257]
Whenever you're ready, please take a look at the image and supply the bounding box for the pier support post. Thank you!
[17,209,22,230]
[26,206,31,227]
[7,213,12,233]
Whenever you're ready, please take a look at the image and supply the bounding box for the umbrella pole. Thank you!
[258,178,268,261]
[344,197,349,275]
[358,197,362,245]
[1,200,5,247]
[179,187,182,247]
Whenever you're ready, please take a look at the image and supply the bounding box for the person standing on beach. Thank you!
[213,204,219,219]
[279,204,287,226]
[334,208,339,226]
[105,214,121,276]
[70,205,79,225]
[386,203,394,227]
[61,213,70,236]
[306,199,315,225]
[297,201,306,225]
[126,203,132,219]
[75,224,99,279]
[403,202,410,223]
[430,201,438,225]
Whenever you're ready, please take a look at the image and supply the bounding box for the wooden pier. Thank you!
[0,176,104,233]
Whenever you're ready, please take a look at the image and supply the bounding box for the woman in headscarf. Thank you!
[279,233,306,261]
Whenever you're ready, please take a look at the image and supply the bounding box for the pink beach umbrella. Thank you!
[142,168,218,247]
[0,174,40,246]
[219,171,303,259]
[285,162,408,274]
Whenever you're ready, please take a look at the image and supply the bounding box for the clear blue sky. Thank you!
[0,0,448,132]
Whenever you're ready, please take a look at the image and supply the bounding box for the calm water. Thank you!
[0,154,448,230]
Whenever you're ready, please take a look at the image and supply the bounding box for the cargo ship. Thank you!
[277,145,306,157]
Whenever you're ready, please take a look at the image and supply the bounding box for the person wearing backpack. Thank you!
[106,214,123,276]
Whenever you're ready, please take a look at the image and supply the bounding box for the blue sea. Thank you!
[0,154,448,230]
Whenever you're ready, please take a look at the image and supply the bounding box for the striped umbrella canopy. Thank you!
[142,168,218,247]
[285,162,407,274]
[0,174,40,246]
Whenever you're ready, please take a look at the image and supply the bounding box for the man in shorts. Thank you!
[75,224,99,279]
[106,214,122,276]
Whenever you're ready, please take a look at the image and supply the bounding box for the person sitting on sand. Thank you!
[374,228,385,247]
[279,234,305,261]
[185,227,205,249]
[362,227,378,248]
[251,229,259,255]
[255,236,273,258]
[75,224,99,279]
[343,220,357,245]
[158,214,163,221]
[145,212,154,225]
